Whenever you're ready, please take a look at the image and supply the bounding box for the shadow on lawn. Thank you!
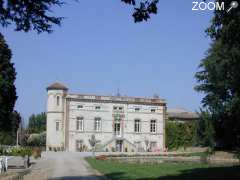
[48,166,240,180]
[106,165,240,180]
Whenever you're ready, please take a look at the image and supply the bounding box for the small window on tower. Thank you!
[56,121,60,131]
[135,108,140,112]
[95,106,101,110]
[56,96,60,106]
[78,105,83,109]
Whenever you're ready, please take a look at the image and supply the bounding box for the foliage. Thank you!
[194,109,215,148]
[27,112,46,133]
[0,131,16,145]
[0,0,64,33]
[122,0,159,22]
[0,146,31,157]
[89,134,100,148]
[0,34,18,133]
[0,0,159,34]
[89,134,100,157]
[27,132,46,146]
[166,121,196,150]
[195,0,240,149]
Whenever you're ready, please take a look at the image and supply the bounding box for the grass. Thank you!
[86,157,240,180]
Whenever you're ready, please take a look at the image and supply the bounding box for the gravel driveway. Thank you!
[23,152,105,180]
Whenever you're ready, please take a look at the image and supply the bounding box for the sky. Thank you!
[1,0,213,124]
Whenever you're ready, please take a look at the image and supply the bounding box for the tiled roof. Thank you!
[47,82,68,91]
[167,108,199,120]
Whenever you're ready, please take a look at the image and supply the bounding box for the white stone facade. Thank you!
[46,82,166,152]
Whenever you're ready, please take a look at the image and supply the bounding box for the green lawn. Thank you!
[86,157,240,180]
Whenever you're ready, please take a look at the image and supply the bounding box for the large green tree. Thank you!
[0,34,17,132]
[195,0,240,149]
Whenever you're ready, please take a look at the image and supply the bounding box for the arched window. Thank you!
[56,96,60,106]
[134,119,141,133]
[76,117,84,131]
[150,119,156,133]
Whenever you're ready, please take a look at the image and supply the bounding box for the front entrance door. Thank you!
[116,140,123,152]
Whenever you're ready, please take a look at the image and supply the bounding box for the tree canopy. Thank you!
[195,0,240,149]
[0,0,159,33]
[0,33,17,132]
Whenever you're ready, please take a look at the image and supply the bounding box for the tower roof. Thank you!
[47,82,68,91]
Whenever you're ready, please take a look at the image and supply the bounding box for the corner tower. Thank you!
[46,82,68,151]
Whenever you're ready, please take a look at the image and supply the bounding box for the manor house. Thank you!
[46,82,166,152]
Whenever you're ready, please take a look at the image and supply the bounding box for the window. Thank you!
[56,121,60,131]
[94,117,101,131]
[135,108,140,112]
[150,120,156,133]
[77,105,83,109]
[95,106,101,110]
[134,119,141,133]
[113,106,123,111]
[76,140,83,151]
[76,117,84,131]
[151,109,156,113]
[56,96,60,106]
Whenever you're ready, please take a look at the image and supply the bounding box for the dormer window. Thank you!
[151,109,156,113]
[135,108,140,112]
[56,96,60,106]
[78,105,83,109]
[95,106,101,110]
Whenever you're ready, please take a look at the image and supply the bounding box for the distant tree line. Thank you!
[27,112,46,134]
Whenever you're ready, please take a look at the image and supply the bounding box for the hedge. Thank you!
[166,121,196,150]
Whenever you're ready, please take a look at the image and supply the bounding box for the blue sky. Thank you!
[2,0,213,124]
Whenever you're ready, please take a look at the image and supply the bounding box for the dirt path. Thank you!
[23,152,105,180]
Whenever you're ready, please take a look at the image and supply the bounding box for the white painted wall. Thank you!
[46,88,165,152]
[46,89,66,150]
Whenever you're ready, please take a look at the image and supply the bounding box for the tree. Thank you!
[166,121,196,150]
[0,34,17,132]
[195,0,240,149]
[122,0,159,22]
[0,111,21,145]
[28,112,46,133]
[194,109,215,148]
[27,132,46,146]
[89,134,100,157]
[0,0,159,34]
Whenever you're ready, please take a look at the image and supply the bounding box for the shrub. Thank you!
[166,121,196,150]
[27,132,46,146]
[0,146,32,157]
